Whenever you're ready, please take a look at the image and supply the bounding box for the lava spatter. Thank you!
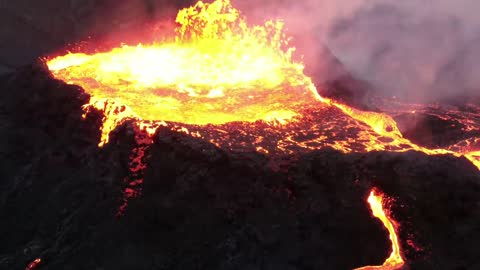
[25,258,41,270]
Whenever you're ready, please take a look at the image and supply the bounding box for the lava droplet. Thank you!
[25,258,41,270]
[355,189,405,270]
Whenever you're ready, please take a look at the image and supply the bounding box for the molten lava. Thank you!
[25,258,41,270]
[48,0,318,132]
[355,190,405,270]
[46,0,480,172]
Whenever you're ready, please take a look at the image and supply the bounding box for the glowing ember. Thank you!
[355,189,405,270]
[116,121,163,216]
[47,0,318,131]
[25,258,41,270]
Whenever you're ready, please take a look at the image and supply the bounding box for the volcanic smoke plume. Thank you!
[234,0,480,103]
[1,1,480,270]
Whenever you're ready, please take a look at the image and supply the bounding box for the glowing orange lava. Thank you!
[48,0,318,136]
[355,189,405,270]
[45,0,480,173]
[25,258,41,270]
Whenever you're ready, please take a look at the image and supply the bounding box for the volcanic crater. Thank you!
[1,1,480,270]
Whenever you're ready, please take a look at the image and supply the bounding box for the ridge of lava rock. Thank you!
[0,63,479,270]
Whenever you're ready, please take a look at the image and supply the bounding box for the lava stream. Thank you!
[116,121,160,217]
[355,190,405,270]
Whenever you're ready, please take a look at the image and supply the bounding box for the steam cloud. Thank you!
[236,0,480,102]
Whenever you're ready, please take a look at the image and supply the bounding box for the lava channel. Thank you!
[355,189,405,270]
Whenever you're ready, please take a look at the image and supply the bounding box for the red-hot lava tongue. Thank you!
[355,190,404,270]
[44,0,480,269]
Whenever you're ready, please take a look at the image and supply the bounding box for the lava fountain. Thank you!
[48,0,319,144]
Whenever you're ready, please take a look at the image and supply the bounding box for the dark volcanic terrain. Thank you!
[1,63,480,270]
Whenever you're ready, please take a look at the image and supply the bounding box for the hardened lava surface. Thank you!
[0,62,480,270]
[159,105,400,156]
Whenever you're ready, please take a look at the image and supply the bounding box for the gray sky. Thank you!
[237,0,480,102]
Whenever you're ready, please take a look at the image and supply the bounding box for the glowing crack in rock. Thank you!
[355,189,405,270]
[116,121,162,217]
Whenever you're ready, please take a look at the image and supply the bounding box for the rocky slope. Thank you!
[0,62,479,270]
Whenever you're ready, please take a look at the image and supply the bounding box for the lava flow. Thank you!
[355,190,405,270]
[48,0,318,134]
[46,0,480,171]
[44,0,480,268]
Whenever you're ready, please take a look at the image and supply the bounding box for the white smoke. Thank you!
[235,0,480,102]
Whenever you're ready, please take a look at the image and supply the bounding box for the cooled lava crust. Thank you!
[0,61,479,270]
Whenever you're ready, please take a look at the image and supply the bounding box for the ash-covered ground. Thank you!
[0,62,479,270]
